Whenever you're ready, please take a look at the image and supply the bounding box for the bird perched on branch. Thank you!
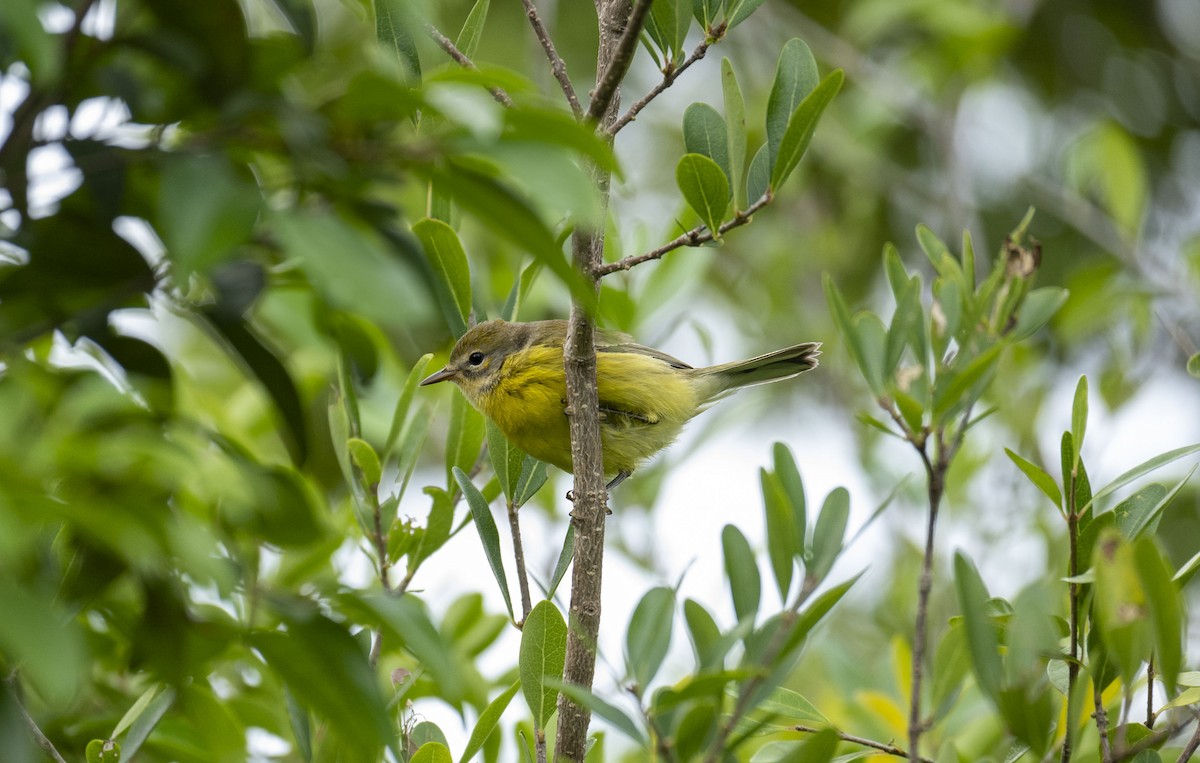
[421,319,820,490]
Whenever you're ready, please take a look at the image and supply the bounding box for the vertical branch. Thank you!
[554,0,646,758]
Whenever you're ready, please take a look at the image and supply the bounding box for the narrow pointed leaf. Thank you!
[459,681,519,763]
[1085,444,1200,513]
[770,70,843,188]
[809,487,849,581]
[455,0,489,59]
[626,587,675,689]
[1134,539,1182,693]
[722,59,748,210]
[683,103,730,184]
[747,144,770,203]
[722,525,761,624]
[953,553,1002,701]
[676,153,731,237]
[1071,376,1088,472]
[1005,448,1063,510]
[548,680,646,744]
[761,469,797,600]
[766,39,819,170]
[453,467,513,619]
[413,218,472,338]
[487,421,524,503]
[547,525,574,599]
[520,601,566,728]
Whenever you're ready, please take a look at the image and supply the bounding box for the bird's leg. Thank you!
[606,471,631,491]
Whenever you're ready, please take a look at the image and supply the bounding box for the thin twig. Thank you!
[424,23,514,107]
[595,193,773,276]
[609,32,720,135]
[6,676,69,763]
[907,443,941,762]
[1178,720,1200,763]
[1062,457,1082,761]
[794,724,935,763]
[1095,680,1113,763]
[521,0,582,116]
[507,500,533,620]
[587,0,654,122]
[1148,658,1156,728]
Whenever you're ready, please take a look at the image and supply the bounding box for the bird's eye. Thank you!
[468,351,485,366]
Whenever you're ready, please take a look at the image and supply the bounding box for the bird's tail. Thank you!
[695,342,821,402]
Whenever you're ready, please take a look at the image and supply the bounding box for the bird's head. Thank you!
[419,320,536,402]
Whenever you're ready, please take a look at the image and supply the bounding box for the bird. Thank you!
[420,319,819,491]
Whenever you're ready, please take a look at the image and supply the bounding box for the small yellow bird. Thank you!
[420,319,819,489]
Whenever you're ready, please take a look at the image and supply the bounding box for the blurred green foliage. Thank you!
[1,0,1198,760]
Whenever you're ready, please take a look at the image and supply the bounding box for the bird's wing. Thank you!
[596,336,692,370]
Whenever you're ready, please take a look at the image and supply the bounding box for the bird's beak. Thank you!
[419,367,457,386]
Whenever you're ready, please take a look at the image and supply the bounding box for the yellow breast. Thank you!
[472,345,701,475]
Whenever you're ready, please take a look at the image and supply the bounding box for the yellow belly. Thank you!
[475,346,700,475]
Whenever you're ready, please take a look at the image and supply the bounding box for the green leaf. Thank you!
[419,162,594,312]
[725,0,766,28]
[487,421,524,504]
[1134,539,1182,693]
[770,70,843,188]
[385,354,432,456]
[110,684,160,739]
[747,144,770,203]
[455,0,489,59]
[375,0,421,80]
[445,393,486,487]
[886,277,924,377]
[1093,529,1151,685]
[626,586,675,689]
[347,437,382,487]
[453,467,514,620]
[1071,375,1088,473]
[284,689,312,763]
[412,742,453,763]
[521,601,567,728]
[676,153,731,237]
[0,581,86,707]
[1010,287,1069,341]
[1188,353,1200,379]
[413,218,473,338]
[342,594,466,705]
[202,309,308,464]
[1085,444,1200,513]
[883,243,909,299]
[1174,549,1200,587]
[645,0,691,59]
[722,59,748,210]
[693,0,720,28]
[501,259,543,322]
[850,312,888,398]
[809,488,849,582]
[459,680,519,763]
[547,525,574,599]
[761,469,798,601]
[87,740,121,763]
[411,722,449,750]
[916,224,954,273]
[249,617,391,757]
[953,553,1002,701]
[777,727,839,762]
[766,39,819,170]
[513,455,548,508]
[1128,465,1196,540]
[1004,448,1063,510]
[548,680,646,744]
[774,443,808,544]
[273,208,431,327]
[683,103,731,185]
[158,154,261,278]
[683,599,723,669]
[932,342,1004,420]
[116,687,176,763]
[722,525,761,624]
